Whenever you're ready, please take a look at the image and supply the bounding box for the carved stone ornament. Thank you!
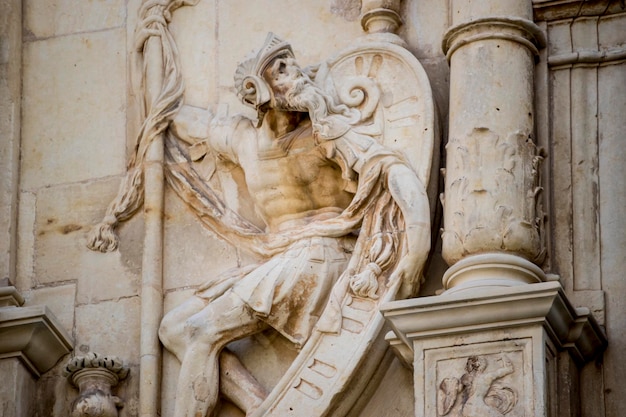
[86,1,437,417]
[63,353,129,417]
[437,355,518,417]
[441,127,546,266]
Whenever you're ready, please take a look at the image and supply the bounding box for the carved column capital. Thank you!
[64,353,129,417]
[443,16,546,60]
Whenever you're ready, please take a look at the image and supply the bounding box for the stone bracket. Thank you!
[0,289,74,377]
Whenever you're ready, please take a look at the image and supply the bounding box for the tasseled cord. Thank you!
[349,262,382,299]
[87,215,120,253]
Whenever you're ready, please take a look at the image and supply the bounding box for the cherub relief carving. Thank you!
[438,355,517,417]
[87,2,436,417]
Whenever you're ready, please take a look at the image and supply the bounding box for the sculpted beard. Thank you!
[275,74,354,132]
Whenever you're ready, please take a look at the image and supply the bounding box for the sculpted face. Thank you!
[263,56,311,111]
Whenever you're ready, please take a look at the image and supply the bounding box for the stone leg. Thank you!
[165,291,267,417]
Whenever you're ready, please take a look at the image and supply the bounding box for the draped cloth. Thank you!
[87,0,415,343]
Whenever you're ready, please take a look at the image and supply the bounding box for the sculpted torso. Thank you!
[236,121,353,231]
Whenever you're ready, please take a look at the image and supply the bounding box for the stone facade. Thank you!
[0,1,623,416]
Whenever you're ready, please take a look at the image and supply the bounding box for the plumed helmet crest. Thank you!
[234,33,294,108]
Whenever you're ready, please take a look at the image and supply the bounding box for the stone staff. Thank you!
[87,1,197,416]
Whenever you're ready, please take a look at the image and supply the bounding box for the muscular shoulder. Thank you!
[205,113,256,162]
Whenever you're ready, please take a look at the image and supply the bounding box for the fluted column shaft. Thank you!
[441,1,547,292]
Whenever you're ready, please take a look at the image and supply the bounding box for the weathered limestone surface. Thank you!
[1,0,624,416]
[0,359,37,417]
[0,0,22,286]
[536,4,626,416]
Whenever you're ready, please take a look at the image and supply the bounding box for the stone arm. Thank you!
[489,355,515,381]
[169,104,248,163]
[384,161,431,298]
[165,104,302,258]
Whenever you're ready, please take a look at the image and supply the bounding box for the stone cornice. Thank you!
[382,281,607,366]
[442,16,547,61]
[533,0,626,21]
[0,303,74,377]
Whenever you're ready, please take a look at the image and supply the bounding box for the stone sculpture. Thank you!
[438,355,517,417]
[87,2,436,416]
[161,32,431,417]
[64,353,129,417]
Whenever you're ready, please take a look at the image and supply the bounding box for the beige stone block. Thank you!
[216,0,362,91]
[164,189,238,291]
[21,29,127,190]
[547,20,573,57]
[16,191,36,291]
[34,178,141,303]
[598,14,626,50]
[74,296,141,364]
[24,0,126,39]
[25,283,76,332]
[169,0,218,108]
[571,16,599,52]
[402,0,449,58]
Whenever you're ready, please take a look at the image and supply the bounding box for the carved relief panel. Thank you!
[425,340,531,417]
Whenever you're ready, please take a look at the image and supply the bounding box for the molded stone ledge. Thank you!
[533,0,626,21]
[0,298,74,377]
[381,281,607,366]
[0,286,25,307]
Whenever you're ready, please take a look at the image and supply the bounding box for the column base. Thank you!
[381,282,606,417]
[442,253,546,295]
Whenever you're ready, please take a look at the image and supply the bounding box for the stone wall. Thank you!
[0,1,623,416]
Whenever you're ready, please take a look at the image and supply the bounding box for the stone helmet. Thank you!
[234,32,295,111]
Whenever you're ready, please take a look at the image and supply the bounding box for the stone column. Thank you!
[0,0,22,284]
[440,1,547,292]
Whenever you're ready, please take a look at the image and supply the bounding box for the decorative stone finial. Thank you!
[64,353,129,417]
[361,0,402,34]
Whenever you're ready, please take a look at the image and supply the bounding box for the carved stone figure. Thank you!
[86,2,435,416]
[438,355,517,417]
[158,32,430,417]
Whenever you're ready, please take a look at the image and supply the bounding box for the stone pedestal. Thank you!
[0,286,73,415]
[382,282,606,417]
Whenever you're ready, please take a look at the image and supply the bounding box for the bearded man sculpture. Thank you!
[155,33,431,417]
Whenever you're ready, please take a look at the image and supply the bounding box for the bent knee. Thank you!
[182,315,217,345]
[158,311,181,351]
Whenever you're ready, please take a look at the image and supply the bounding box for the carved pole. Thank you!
[86,2,190,414]
[137,4,164,417]
[134,2,191,416]
[441,2,547,292]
